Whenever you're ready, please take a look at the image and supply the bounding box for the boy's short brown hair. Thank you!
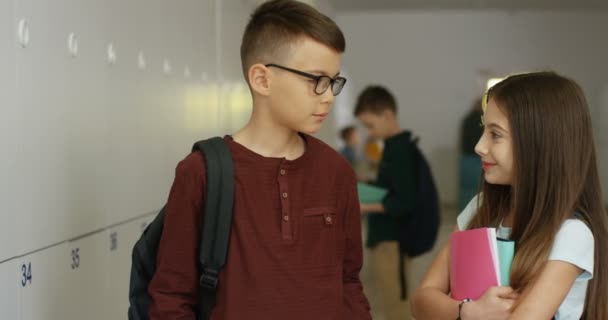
[240,0,345,80]
[353,85,397,116]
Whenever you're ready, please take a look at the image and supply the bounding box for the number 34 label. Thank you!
[21,262,32,287]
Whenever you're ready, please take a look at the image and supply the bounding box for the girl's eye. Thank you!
[491,131,501,139]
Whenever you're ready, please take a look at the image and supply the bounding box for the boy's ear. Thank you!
[248,63,271,96]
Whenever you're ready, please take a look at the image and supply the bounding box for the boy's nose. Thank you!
[320,87,335,104]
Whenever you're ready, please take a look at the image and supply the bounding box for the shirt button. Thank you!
[280,169,286,175]
[283,215,289,222]
[282,192,288,199]
[325,216,332,223]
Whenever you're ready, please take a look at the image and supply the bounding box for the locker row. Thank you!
[0,0,252,261]
[0,215,154,320]
[15,18,206,80]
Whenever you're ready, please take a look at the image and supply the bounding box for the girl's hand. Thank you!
[460,286,519,320]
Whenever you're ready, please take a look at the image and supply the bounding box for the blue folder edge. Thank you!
[357,182,388,204]
[496,238,515,286]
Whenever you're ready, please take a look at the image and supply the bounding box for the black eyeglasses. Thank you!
[265,63,347,96]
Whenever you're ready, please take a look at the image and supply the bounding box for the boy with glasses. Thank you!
[148,1,371,319]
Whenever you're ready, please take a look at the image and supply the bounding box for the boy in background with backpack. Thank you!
[147,1,371,320]
[355,85,437,320]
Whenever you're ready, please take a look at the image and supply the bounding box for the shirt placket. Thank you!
[277,163,292,240]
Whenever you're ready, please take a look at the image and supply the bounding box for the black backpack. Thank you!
[397,137,441,300]
[397,137,441,258]
[128,137,234,320]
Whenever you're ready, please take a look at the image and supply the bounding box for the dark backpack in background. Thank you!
[398,137,441,258]
[128,137,234,320]
[397,136,441,300]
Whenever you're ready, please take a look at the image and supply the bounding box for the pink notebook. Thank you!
[449,228,501,300]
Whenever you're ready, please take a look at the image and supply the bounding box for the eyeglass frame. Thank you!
[265,63,347,96]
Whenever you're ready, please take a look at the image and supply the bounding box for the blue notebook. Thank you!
[496,238,515,286]
[357,183,388,204]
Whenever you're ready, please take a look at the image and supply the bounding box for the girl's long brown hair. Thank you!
[468,72,608,319]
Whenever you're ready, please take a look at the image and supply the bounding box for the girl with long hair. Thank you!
[411,72,608,319]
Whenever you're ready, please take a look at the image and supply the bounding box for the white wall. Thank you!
[0,0,258,318]
[336,10,608,205]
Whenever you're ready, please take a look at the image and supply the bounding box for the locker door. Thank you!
[0,260,21,320]
[105,0,167,223]
[105,218,152,320]
[64,232,109,320]
[19,244,70,320]
[14,0,84,254]
[0,0,19,262]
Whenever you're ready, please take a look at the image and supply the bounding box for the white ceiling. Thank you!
[329,0,608,11]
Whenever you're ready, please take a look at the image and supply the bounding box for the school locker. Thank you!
[0,260,21,320]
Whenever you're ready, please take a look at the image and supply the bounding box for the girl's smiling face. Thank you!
[475,98,514,186]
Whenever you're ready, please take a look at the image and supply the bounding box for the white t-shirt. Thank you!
[457,196,594,320]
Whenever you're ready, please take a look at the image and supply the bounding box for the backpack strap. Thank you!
[398,134,419,301]
[192,137,235,320]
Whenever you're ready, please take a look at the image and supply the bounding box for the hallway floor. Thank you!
[360,205,459,320]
